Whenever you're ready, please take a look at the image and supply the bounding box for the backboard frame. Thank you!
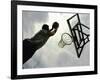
[67,13,90,58]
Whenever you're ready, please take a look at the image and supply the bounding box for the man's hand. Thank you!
[48,22,59,36]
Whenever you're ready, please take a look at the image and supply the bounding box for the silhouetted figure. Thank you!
[23,22,59,64]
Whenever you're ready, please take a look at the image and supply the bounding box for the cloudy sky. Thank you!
[22,10,90,69]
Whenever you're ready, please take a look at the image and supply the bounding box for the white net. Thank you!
[58,33,73,48]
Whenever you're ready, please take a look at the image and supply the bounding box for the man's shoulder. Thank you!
[23,39,32,47]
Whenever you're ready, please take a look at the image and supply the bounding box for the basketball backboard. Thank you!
[67,13,90,58]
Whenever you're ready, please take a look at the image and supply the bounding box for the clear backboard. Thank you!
[67,13,90,58]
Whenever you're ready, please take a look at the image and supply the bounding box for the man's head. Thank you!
[42,24,49,31]
[52,22,59,29]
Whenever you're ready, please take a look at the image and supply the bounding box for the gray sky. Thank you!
[22,11,90,69]
[22,11,48,39]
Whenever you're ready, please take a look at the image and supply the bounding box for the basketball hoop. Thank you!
[58,33,73,48]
